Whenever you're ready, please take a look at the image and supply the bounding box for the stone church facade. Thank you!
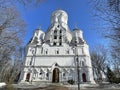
[19,10,95,84]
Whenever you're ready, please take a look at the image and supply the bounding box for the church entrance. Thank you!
[52,68,59,83]
[26,73,30,82]
[82,73,87,82]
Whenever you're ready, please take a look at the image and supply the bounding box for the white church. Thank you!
[19,10,95,84]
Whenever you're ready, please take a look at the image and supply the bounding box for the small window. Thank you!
[40,72,42,75]
[46,51,48,54]
[30,60,32,65]
[75,41,77,44]
[53,42,56,46]
[67,50,69,54]
[59,36,62,39]
[59,42,62,46]
[82,61,85,66]
[57,50,59,54]
[60,30,62,33]
[54,30,57,34]
[63,73,65,76]
[82,48,84,54]
[46,73,49,77]
[54,35,57,39]
[55,63,58,66]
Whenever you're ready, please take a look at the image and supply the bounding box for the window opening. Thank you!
[46,73,49,77]
[60,30,62,33]
[59,42,62,46]
[57,50,59,54]
[67,50,69,54]
[30,60,32,65]
[54,35,57,39]
[53,42,56,46]
[40,72,42,75]
[63,73,65,76]
[54,30,57,34]
[46,51,48,54]
[59,36,62,39]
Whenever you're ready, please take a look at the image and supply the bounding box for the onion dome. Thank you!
[31,28,45,45]
[71,28,85,45]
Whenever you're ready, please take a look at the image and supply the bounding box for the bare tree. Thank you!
[0,0,44,83]
[91,0,120,76]
[90,45,108,82]
[0,2,26,83]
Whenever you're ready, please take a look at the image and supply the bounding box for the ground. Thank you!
[2,83,120,90]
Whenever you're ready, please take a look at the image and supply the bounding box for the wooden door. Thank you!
[52,68,59,83]
[82,73,87,82]
[26,73,30,82]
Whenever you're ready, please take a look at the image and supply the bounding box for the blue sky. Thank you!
[18,0,106,49]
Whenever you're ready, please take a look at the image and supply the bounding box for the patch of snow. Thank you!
[0,82,6,88]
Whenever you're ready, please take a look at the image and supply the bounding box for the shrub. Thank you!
[67,79,75,85]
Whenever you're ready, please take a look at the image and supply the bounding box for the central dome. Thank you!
[51,10,68,24]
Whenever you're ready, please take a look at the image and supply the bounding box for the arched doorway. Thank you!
[52,68,59,83]
[82,73,87,82]
[26,73,30,82]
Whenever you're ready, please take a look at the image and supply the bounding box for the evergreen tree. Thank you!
[107,66,116,83]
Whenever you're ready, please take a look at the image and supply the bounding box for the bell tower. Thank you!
[45,10,72,46]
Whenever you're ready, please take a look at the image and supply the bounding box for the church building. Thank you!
[19,10,95,84]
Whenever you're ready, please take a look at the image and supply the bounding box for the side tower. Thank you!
[71,29,95,83]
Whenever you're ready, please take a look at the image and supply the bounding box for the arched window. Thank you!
[30,60,32,65]
[53,42,56,46]
[60,30,62,33]
[54,35,57,39]
[54,30,57,34]
[82,61,84,67]
[59,36,62,39]
[45,49,48,54]
[46,73,49,77]
[63,73,65,76]
[56,50,59,54]
[59,42,62,46]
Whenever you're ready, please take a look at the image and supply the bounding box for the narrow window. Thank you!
[63,73,65,76]
[30,60,32,65]
[46,51,48,54]
[54,35,57,39]
[57,50,59,54]
[59,42,62,46]
[82,61,84,66]
[46,73,49,77]
[53,42,56,46]
[82,48,84,54]
[60,30,62,33]
[59,36,62,39]
[54,30,57,34]
[40,72,42,75]
[67,50,69,54]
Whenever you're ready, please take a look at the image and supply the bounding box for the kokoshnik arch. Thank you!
[19,10,95,84]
